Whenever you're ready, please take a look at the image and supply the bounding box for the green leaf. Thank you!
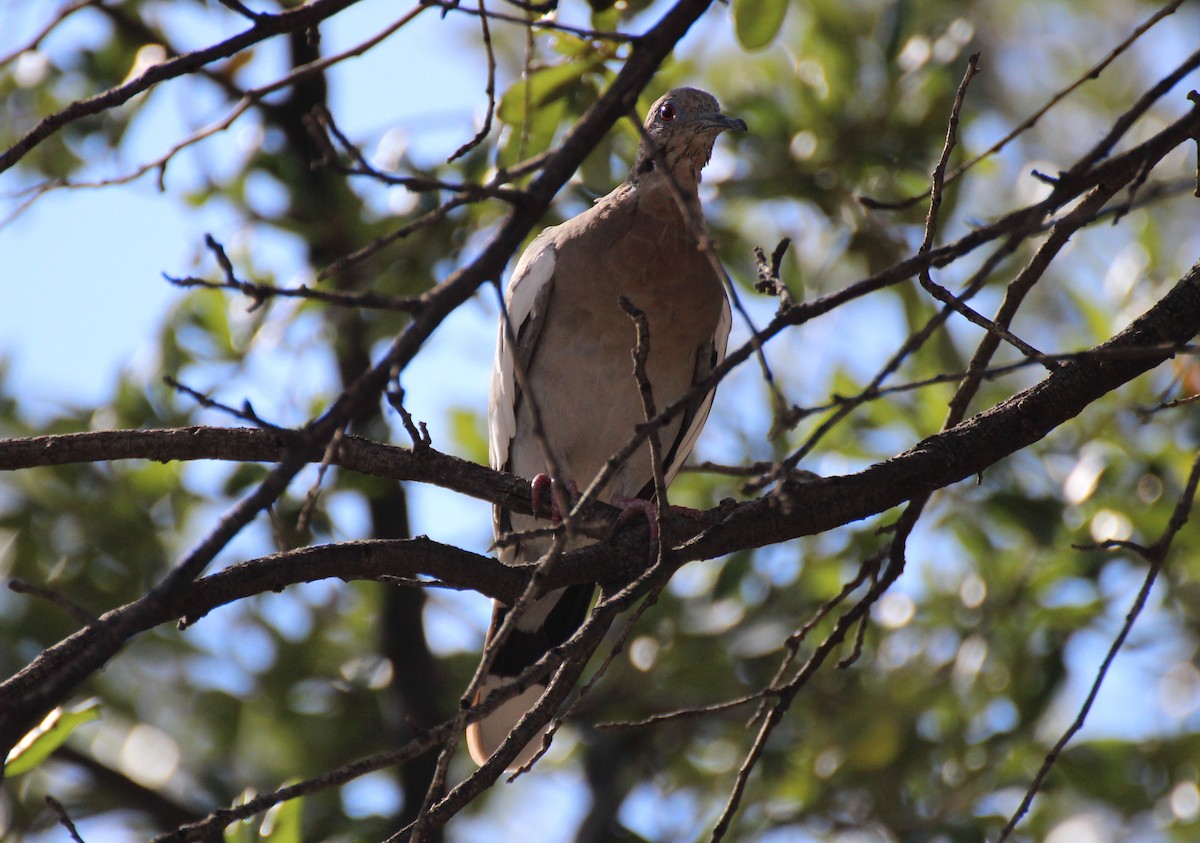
[496,63,591,126]
[4,699,101,776]
[497,94,569,171]
[734,0,790,50]
[259,787,303,843]
[448,406,488,466]
[225,790,259,843]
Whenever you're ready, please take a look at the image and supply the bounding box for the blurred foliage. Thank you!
[3,0,1200,842]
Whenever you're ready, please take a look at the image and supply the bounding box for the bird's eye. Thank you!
[657,102,677,122]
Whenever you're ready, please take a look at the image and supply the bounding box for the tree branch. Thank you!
[1,257,1195,741]
[0,0,722,766]
[0,0,362,175]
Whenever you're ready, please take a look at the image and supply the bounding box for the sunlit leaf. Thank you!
[497,63,591,126]
[259,788,302,843]
[4,699,100,777]
[224,789,259,843]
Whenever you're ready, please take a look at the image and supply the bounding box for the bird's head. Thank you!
[633,88,746,186]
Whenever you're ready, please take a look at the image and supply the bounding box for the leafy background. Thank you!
[2,0,1200,841]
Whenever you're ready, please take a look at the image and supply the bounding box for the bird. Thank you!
[466,88,745,769]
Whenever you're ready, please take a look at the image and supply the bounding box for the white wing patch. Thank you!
[489,235,557,473]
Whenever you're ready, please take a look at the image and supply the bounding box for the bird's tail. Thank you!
[465,582,594,769]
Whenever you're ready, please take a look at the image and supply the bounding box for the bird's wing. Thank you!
[488,232,558,476]
[657,290,732,490]
[473,231,574,771]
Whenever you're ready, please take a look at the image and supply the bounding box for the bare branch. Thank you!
[0,0,723,759]
[306,105,523,201]
[44,796,87,843]
[2,4,428,217]
[0,0,102,71]
[425,0,637,43]
[859,0,1191,210]
[446,0,498,163]
[0,0,363,175]
[8,580,98,628]
[743,79,1200,494]
[618,295,670,555]
[995,451,1200,841]
[5,249,1200,777]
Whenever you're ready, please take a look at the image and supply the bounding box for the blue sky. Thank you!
[0,1,485,416]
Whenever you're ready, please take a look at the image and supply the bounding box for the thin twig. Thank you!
[509,587,662,776]
[834,591,872,670]
[8,580,98,627]
[1,3,428,218]
[317,194,472,281]
[753,238,791,298]
[166,271,424,312]
[45,796,87,843]
[163,375,281,429]
[859,0,1187,210]
[918,273,1054,364]
[385,383,433,450]
[995,451,1200,841]
[424,0,636,42]
[296,425,346,534]
[515,8,535,163]
[709,54,984,843]
[599,688,774,730]
[215,0,262,20]
[447,0,498,163]
[747,551,882,727]
[307,105,521,200]
[1139,390,1200,416]
[0,0,102,70]
[618,296,669,561]
[911,57,1048,365]
[191,232,423,313]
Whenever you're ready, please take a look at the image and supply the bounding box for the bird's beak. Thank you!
[706,113,748,134]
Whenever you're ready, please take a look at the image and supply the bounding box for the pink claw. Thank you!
[612,496,663,545]
[612,497,707,547]
[531,474,579,524]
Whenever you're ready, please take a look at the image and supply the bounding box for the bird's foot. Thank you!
[530,474,580,524]
[611,497,705,546]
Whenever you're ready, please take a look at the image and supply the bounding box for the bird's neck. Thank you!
[628,152,700,192]
[619,175,703,236]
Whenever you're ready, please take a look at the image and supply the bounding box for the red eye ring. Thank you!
[657,102,677,122]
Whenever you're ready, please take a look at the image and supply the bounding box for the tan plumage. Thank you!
[468,88,745,769]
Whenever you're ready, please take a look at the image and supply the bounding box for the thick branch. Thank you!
[0,0,720,762]
[548,258,1200,586]
[0,427,535,518]
[6,260,1193,677]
